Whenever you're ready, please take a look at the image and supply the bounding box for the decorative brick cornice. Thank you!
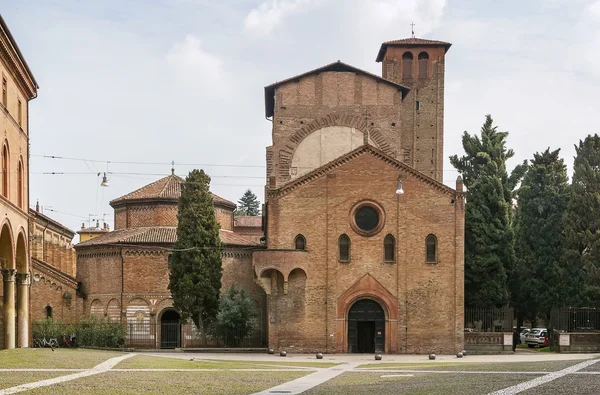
[268,144,460,199]
[222,248,254,259]
[76,250,121,259]
[0,17,38,99]
[124,249,169,257]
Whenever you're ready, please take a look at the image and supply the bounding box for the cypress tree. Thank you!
[168,169,223,330]
[450,115,526,308]
[563,135,600,305]
[513,148,569,324]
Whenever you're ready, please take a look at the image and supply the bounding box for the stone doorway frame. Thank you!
[336,274,398,353]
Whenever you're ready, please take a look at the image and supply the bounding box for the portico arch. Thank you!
[0,221,15,349]
[15,230,29,347]
[336,274,398,353]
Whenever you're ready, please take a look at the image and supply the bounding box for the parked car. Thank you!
[519,328,530,344]
[525,328,548,348]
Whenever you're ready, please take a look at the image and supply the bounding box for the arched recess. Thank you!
[159,308,181,349]
[418,52,429,78]
[347,299,385,353]
[286,268,307,316]
[0,220,14,269]
[258,268,285,296]
[90,299,103,317]
[280,114,394,181]
[15,230,27,273]
[336,273,398,353]
[1,141,8,198]
[402,52,414,79]
[16,158,23,209]
[106,299,120,321]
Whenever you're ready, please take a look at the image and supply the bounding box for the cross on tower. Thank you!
[411,22,415,38]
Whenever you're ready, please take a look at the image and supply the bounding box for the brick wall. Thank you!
[262,152,464,353]
[381,45,447,182]
[267,72,404,189]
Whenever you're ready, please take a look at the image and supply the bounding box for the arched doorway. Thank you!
[160,310,181,349]
[348,299,385,353]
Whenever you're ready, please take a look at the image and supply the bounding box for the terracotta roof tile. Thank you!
[376,37,452,61]
[110,174,235,208]
[233,216,262,228]
[75,227,260,248]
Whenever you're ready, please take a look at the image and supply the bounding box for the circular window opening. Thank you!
[355,206,379,232]
[350,201,385,237]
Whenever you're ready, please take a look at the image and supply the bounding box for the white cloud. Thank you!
[244,0,320,35]
[166,35,224,84]
[366,0,446,32]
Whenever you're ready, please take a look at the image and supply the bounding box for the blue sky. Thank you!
[2,0,599,239]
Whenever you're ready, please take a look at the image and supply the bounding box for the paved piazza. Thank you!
[0,350,599,394]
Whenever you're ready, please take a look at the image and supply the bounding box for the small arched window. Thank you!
[2,144,8,198]
[45,305,53,319]
[294,234,306,250]
[418,52,429,78]
[17,160,22,208]
[339,234,350,262]
[426,234,437,263]
[384,234,395,263]
[402,52,413,79]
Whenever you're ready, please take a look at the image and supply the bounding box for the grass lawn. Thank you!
[115,355,339,369]
[0,348,122,369]
[0,372,72,390]
[26,371,309,395]
[356,360,580,372]
[304,372,540,395]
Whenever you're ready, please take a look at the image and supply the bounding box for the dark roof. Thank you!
[376,38,452,62]
[110,174,235,208]
[74,226,261,248]
[0,15,39,95]
[270,144,459,199]
[264,61,410,118]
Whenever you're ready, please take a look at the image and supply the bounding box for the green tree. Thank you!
[513,148,569,325]
[562,135,600,305]
[235,189,260,216]
[169,169,223,332]
[216,285,256,346]
[450,115,526,308]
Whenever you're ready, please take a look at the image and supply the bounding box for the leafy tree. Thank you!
[450,115,526,308]
[562,135,600,305]
[216,285,256,346]
[235,189,260,216]
[513,148,569,325]
[169,169,223,332]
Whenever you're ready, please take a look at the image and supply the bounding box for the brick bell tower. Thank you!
[376,38,451,182]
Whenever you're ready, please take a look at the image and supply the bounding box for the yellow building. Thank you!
[77,221,110,243]
[0,15,39,349]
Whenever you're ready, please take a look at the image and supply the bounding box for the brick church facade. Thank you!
[255,38,465,354]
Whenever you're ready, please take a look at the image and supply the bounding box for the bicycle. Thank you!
[33,337,59,348]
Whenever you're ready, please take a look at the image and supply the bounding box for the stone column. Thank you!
[2,268,16,349]
[16,273,30,348]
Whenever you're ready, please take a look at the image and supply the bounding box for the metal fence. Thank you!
[464,307,514,332]
[126,322,266,349]
[550,307,600,333]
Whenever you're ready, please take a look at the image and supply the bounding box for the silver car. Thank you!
[525,328,548,348]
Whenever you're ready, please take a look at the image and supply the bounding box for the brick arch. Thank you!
[287,114,393,155]
[336,273,398,353]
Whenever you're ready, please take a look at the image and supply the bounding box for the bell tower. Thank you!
[376,38,451,182]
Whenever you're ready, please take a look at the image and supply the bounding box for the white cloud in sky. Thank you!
[166,35,224,84]
[244,0,319,36]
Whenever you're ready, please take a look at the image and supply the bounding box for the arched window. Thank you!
[418,52,429,78]
[402,52,413,79]
[384,234,395,263]
[294,234,306,250]
[2,144,7,198]
[339,234,350,262]
[426,234,437,263]
[45,305,53,319]
[17,160,22,208]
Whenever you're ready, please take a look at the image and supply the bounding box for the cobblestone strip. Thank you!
[488,358,600,395]
[0,353,136,395]
[252,362,362,395]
